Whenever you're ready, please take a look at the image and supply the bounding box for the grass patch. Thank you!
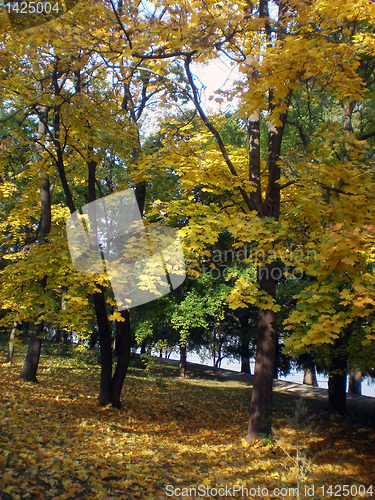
[0,343,374,499]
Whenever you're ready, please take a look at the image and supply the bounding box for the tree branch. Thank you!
[359,130,375,141]
[275,180,296,190]
[184,54,256,213]
[316,181,354,196]
[109,0,133,49]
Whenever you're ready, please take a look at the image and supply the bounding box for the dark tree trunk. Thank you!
[38,174,51,242]
[212,330,217,373]
[135,181,146,216]
[93,288,113,406]
[19,326,43,382]
[108,174,145,406]
[240,339,251,374]
[140,342,146,354]
[348,369,362,395]
[112,310,131,408]
[55,329,61,343]
[56,291,67,344]
[48,83,132,407]
[328,354,347,415]
[244,2,289,442]
[302,353,318,387]
[246,264,277,442]
[87,158,113,406]
[5,321,18,364]
[328,372,347,415]
[179,344,187,377]
[55,329,68,343]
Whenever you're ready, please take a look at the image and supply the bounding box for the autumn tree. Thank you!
[0,8,136,400]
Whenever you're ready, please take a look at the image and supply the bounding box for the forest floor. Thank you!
[0,342,374,500]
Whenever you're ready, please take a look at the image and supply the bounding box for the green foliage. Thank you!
[40,342,100,367]
[140,341,169,386]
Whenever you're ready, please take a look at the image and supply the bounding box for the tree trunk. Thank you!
[348,369,362,395]
[328,355,347,415]
[105,138,145,406]
[328,372,347,415]
[180,0,288,443]
[112,310,131,408]
[56,329,68,343]
[5,321,18,364]
[58,290,68,344]
[303,366,318,387]
[302,353,318,387]
[245,263,277,442]
[244,2,289,443]
[212,331,216,373]
[19,75,52,381]
[94,287,113,406]
[240,339,251,374]
[19,326,43,382]
[179,344,187,377]
[87,157,114,406]
[55,329,61,343]
[59,147,124,407]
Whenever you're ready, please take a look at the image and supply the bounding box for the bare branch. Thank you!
[49,170,59,197]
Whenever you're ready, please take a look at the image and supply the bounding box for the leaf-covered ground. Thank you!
[0,343,374,500]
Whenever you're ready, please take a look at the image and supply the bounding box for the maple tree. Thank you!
[0,7,138,406]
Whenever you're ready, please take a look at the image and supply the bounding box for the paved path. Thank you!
[163,358,375,414]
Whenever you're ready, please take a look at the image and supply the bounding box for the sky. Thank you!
[189,58,241,112]
[140,56,242,138]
